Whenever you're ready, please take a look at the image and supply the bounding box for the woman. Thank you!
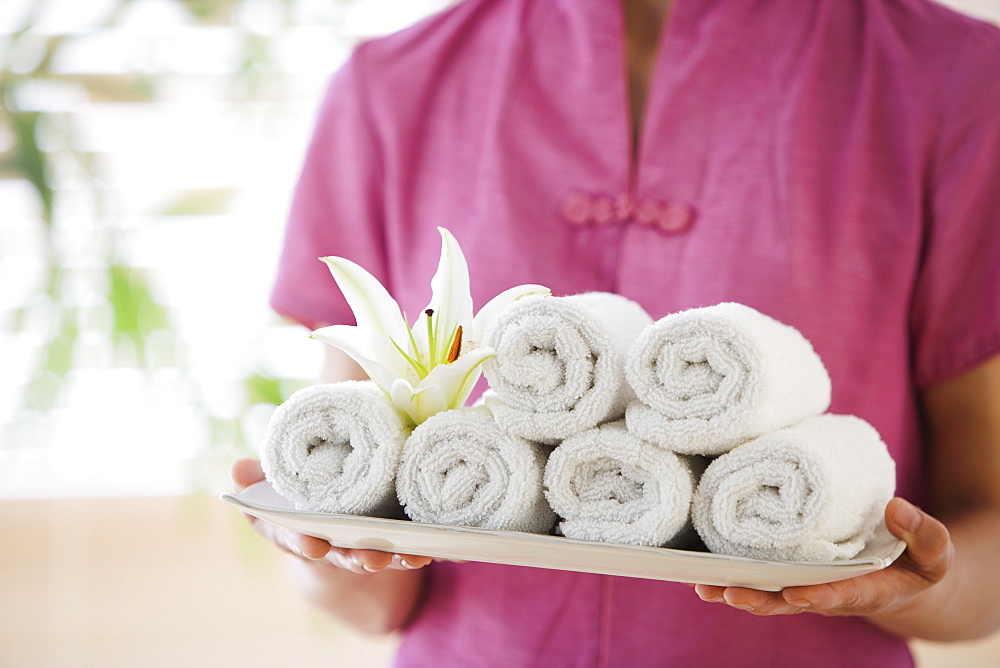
[234,0,1000,664]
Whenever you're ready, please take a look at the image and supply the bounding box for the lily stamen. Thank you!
[425,309,436,367]
[446,326,463,363]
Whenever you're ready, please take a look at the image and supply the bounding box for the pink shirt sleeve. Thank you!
[910,26,1000,388]
[269,50,387,329]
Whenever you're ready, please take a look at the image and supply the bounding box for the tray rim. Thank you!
[221,481,906,592]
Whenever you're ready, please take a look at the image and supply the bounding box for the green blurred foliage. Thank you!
[1,0,312,466]
[107,263,171,357]
[23,306,78,413]
[244,373,286,407]
[160,188,236,216]
[178,0,248,24]
[3,110,54,225]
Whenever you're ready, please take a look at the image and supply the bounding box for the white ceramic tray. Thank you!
[221,481,906,592]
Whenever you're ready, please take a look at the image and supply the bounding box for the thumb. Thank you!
[885,497,953,584]
[231,458,265,491]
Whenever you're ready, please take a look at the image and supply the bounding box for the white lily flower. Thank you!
[312,227,549,425]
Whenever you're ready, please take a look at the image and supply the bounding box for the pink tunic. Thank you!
[271,0,1000,664]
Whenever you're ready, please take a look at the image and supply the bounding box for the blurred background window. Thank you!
[0,0,451,499]
[0,0,997,499]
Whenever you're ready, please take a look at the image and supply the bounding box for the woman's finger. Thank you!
[251,517,332,560]
[695,498,956,618]
[395,554,434,570]
[347,550,434,573]
[779,499,953,614]
[231,458,265,491]
[694,584,805,616]
[884,497,954,582]
[231,459,334,560]
[230,458,438,573]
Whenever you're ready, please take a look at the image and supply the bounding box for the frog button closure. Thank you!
[614,193,636,221]
[562,192,695,233]
[562,192,593,226]
[590,195,616,226]
[635,199,661,227]
[652,201,695,233]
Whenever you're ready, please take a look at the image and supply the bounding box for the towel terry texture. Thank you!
[544,421,697,547]
[483,292,653,444]
[625,302,832,455]
[692,414,896,562]
[397,407,556,533]
[260,381,410,516]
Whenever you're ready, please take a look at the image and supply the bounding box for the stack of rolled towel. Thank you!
[480,292,697,546]
[542,421,702,548]
[624,302,832,455]
[259,296,897,562]
[481,292,653,444]
[622,303,896,561]
[396,406,556,534]
[691,415,895,561]
[260,381,410,518]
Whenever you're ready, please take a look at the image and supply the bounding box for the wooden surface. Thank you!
[1,496,998,667]
[0,496,397,667]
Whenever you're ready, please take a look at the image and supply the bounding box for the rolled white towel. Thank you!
[625,302,831,455]
[692,414,896,562]
[483,292,653,444]
[260,381,410,516]
[397,407,556,533]
[544,421,697,547]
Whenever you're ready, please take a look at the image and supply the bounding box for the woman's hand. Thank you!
[695,353,1000,642]
[231,458,434,574]
[693,497,953,618]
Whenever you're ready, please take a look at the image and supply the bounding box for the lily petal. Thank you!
[471,284,551,343]
[311,325,418,388]
[421,346,496,409]
[389,377,419,426]
[390,377,450,426]
[411,383,450,425]
[316,229,551,426]
[321,256,409,343]
[422,228,474,360]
